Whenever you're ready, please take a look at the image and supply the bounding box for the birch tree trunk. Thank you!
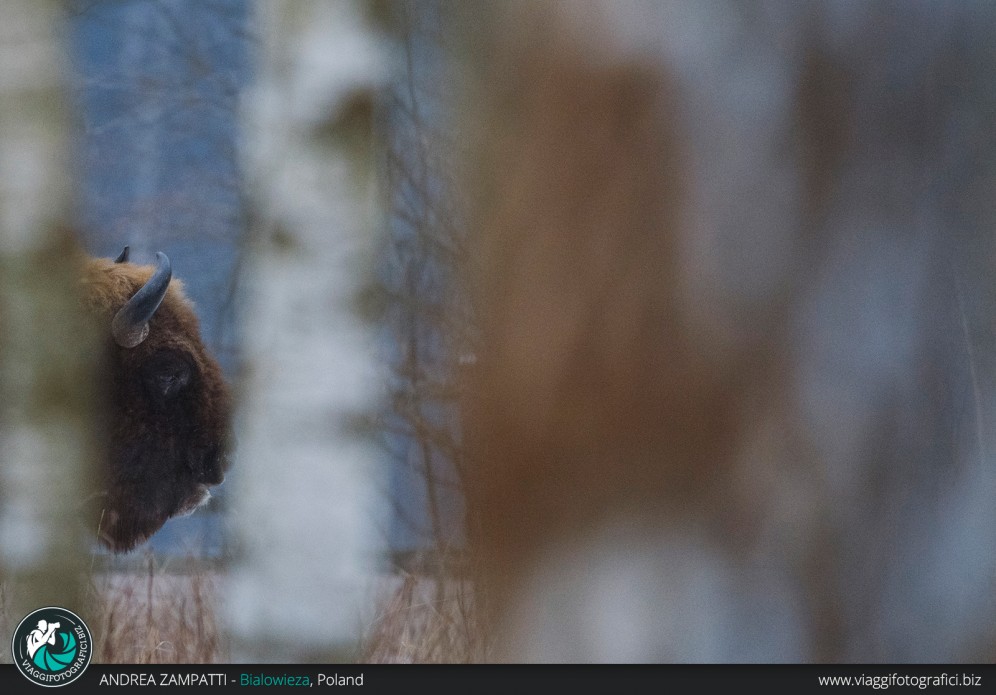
[0,0,97,638]
[225,0,388,663]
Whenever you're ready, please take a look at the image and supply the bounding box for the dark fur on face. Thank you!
[80,254,232,552]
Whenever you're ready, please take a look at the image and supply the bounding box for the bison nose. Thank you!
[200,445,227,484]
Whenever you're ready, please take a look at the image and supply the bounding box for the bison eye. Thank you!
[141,351,193,401]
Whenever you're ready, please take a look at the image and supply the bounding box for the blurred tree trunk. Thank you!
[457,2,996,662]
[0,0,98,640]
[225,0,388,662]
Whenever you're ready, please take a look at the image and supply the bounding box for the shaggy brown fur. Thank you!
[79,254,231,552]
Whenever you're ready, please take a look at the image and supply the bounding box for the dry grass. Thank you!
[84,556,226,664]
[3,559,484,664]
[90,561,487,664]
[362,571,486,663]
[84,563,485,664]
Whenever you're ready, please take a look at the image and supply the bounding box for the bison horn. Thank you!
[114,246,130,263]
[111,252,172,348]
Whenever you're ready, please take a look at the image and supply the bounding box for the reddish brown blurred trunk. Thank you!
[457,3,996,662]
[461,9,786,657]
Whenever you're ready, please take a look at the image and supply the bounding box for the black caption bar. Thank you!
[0,664,992,694]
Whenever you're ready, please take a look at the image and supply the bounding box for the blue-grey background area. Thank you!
[68,0,250,557]
[376,3,468,560]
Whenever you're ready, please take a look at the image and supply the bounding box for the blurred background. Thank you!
[1,0,996,664]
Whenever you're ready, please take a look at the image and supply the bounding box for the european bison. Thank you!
[80,247,231,552]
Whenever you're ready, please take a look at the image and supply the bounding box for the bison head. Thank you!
[81,247,232,552]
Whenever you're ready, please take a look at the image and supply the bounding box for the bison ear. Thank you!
[112,252,171,348]
[114,246,130,263]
